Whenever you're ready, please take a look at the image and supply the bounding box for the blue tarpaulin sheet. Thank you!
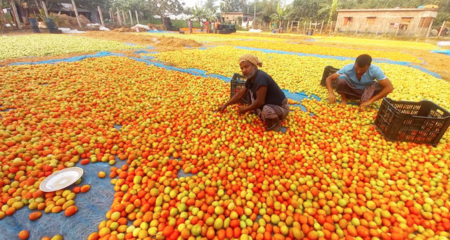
[128,57,320,111]
[432,49,450,56]
[0,46,441,239]
[0,158,126,240]
[147,30,175,34]
[234,46,442,79]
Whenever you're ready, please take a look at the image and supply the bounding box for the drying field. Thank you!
[1,32,450,240]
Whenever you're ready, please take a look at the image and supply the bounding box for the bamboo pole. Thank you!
[135,10,139,24]
[71,0,82,28]
[33,0,43,15]
[320,20,324,34]
[117,8,122,26]
[129,10,133,25]
[10,0,22,29]
[98,6,104,26]
[438,21,445,36]
[41,1,49,18]
[426,19,434,37]
[303,21,306,34]
[122,10,126,25]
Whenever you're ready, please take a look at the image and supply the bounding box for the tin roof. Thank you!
[48,3,90,13]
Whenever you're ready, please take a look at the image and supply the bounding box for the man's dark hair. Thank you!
[356,54,372,67]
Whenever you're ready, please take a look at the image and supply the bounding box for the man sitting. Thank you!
[218,54,289,131]
[326,54,394,107]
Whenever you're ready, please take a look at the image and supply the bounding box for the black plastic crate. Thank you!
[320,66,340,87]
[375,98,450,146]
[230,73,249,104]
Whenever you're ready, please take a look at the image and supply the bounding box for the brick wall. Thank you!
[336,9,438,36]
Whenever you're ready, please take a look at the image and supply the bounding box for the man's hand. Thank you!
[328,93,337,104]
[238,106,246,115]
[360,99,374,108]
[217,105,226,112]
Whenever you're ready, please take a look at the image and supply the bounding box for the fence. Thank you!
[251,18,449,38]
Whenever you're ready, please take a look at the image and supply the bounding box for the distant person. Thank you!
[215,20,219,30]
[211,20,214,32]
[205,20,210,33]
[188,19,192,33]
[326,54,394,107]
[200,21,203,32]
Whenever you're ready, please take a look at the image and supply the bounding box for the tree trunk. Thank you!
[116,8,122,26]
[129,10,133,26]
[34,0,42,13]
[41,1,49,18]
[135,11,139,24]
[97,6,104,26]
[71,0,82,28]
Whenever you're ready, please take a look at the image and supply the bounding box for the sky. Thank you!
[182,0,294,8]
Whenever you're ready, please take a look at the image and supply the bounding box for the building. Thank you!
[48,3,91,20]
[335,8,438,36]
[221,12,254,23]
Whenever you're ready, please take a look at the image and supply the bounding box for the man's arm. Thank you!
[326,73,340,103]
[360,78,394,107]
[239,86,267,114]
[218,87,247,111]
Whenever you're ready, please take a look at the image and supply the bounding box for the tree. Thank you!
[205,0,217,10]
[149,0,184,18]
[318,0,340,23]
[191,5,206,23]
[289,0,326,21]
[220,0,244,12]
[256,0,277,23]
[270,2,289,28]
[220,0,232,12]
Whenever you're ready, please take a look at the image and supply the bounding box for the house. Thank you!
[335,8,439,36]
[47,3,92,21]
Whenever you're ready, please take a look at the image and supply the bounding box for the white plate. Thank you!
[39,167,84,192]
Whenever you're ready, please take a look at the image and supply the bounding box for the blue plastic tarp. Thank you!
[146,30,175,34]
[234,46,441,79]
[0,157,126,240]
[432,49,450,56]
[128,57,320,111]
[4,42,445,239]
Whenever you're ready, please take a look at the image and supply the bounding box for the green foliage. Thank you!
[270,3,289,26]
[220,0,245,12]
